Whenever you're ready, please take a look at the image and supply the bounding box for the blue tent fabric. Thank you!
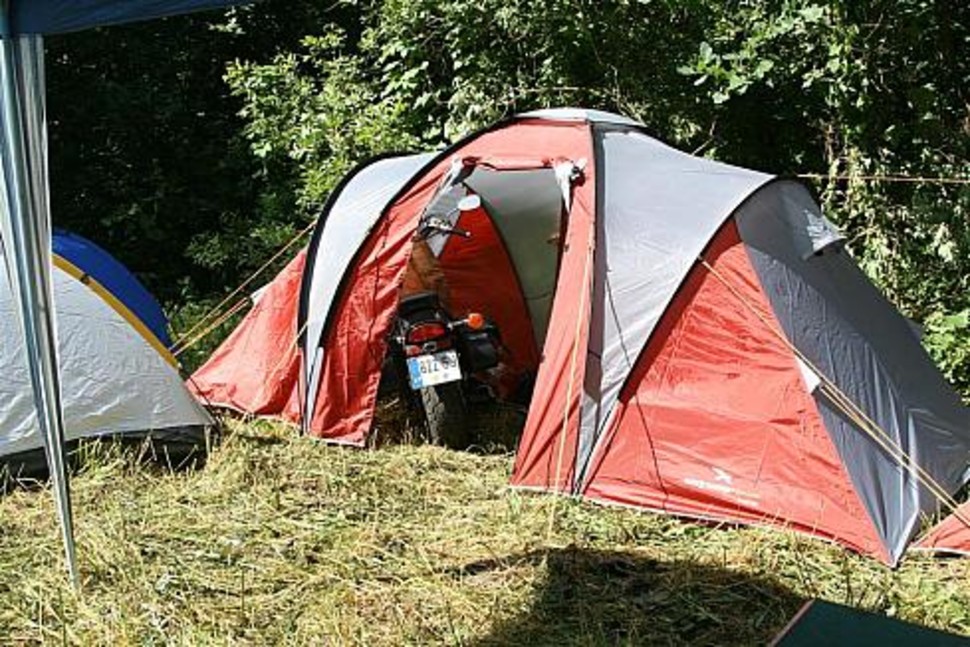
[52,230,171,347]
[6,1,253,36]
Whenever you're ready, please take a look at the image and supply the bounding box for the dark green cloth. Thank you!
[773,600,969,646]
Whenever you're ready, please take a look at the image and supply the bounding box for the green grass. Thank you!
[1,419,968,645]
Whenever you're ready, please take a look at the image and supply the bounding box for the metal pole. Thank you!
[0,21,79,586]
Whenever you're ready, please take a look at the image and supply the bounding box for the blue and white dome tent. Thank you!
[0,231,212,474]
[52,230,172,350]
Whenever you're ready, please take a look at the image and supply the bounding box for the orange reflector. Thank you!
[466,312,485,330]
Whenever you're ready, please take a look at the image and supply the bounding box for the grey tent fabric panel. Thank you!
[814,392,968,562]
[518,108,641,127]
[771,193,844,258]
[302,153,433,421]
[464,168,564,347]
[736,180,970,563]
[799,209,844,257]
[575,130,771,488]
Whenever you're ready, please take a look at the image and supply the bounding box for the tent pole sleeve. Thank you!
[0,32,79,587]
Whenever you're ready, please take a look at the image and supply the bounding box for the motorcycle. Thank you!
[382,195,503,447]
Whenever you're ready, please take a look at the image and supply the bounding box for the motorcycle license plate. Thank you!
[407,350,461,389]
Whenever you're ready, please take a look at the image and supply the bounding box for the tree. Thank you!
[43,0,970,391]
[44,1,353,306]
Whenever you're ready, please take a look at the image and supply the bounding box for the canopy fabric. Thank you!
[772,599,970,646]
[4,1,252,36]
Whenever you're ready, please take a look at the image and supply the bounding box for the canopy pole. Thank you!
[0,28,79,587]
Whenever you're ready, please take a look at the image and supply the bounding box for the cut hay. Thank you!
[0,419,967,645]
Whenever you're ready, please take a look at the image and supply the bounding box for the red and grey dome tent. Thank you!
[294,108,970,565]
[189,249,306,423]
[915,502,970,557]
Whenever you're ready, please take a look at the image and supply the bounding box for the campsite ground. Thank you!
[1,418,968,645]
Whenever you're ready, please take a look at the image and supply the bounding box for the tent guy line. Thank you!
[797,173,970,185]
[173,295,250,358]
[170,218,316,354]
[547,233,595,539]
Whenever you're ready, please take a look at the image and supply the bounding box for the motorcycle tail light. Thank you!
[406,322,448,344]
[466,312,485,330]
[405,345,423,357]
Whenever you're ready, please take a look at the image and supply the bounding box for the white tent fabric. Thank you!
[0,251,213,459]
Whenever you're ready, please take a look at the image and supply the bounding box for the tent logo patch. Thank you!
[683,467,761,509]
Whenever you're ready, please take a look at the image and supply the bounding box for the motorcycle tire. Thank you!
[420,382,470,449]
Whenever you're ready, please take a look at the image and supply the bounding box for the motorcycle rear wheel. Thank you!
[420,382,470,449]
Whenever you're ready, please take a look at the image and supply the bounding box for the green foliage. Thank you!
[48,17,251,305]
[44,1,342,308]
[925,310,970,397]
[224,0,726,189]
[41,0,970,390]
[225,28,423,207]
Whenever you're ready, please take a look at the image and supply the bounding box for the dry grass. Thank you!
[1,418,968,645]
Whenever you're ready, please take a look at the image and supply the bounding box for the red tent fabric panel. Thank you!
[307,119,595,448]
[305,170,445,444]
[480,123,596,489]
[579,223,888,562]
[188,249,305,423]
[437,203,540,394]
[915,502,970,556]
